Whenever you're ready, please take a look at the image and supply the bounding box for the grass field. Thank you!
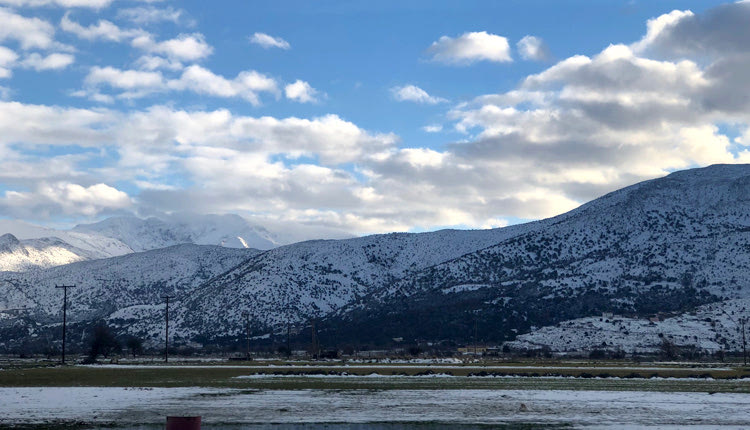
[1,359,749,428]
[1,358,749,392]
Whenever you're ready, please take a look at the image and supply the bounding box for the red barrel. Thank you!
[166,416,201,430]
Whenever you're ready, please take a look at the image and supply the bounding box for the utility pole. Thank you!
[474,319,479,356]
[742,317,747,367]
[162,295,175,363]
[242,311,250,359]
[286,323,291,358]
[310,319,318,359]
[56,285,76,365]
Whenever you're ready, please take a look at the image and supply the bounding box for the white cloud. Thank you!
[631,9,693,54]
[80,64,280,104]
[391,85,447,104]
[7,2,750,234]
[134,55,182,71]
[517,35,551,61]
[427,31,512,65]
[0,7,57,50]
[169,65,279,105]
[132,33,212,62]
[85,66,164,90]
[0,101,112,146]
[284,79,318,103]
[249,32,290,50]
[0,45,18,78]
[0,0,112,8]
[20,52,74,70]
[422,124,443,133]
[0,182,131,217]
[117,6,184,25]
[60,13,146,42]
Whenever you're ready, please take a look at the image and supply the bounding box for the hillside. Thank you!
[73,213,354,252]
[0,244,255,351]
[3,164,750,353]
[320,164,750,345]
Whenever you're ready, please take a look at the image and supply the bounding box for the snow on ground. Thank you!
[1,386,749,428]
[80,364,736,372]
[507,299,750,354]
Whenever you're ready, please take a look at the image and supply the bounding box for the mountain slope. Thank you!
[0,244,256,350]
[177,225,542,341]
[73,213,355,251]
[0,220,134,271]
[320,164,750,344]
[0,233,127,272]
[4,164,750,352]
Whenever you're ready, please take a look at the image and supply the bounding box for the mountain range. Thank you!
[0,213,353,271]
[2,164,750,354]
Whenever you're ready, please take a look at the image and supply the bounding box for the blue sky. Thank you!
[0,0,748,234]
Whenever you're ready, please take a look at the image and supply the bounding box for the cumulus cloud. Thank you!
[132,33,212,62]
[517,35,551,61]
[0,7,57,50]
[169,65,279,105]
[7,2,750,234]
[134,54,182,71]
[249,32,290,50]
[60,13,146,42]
[427,31,512,65]
[0,101,112,146]
[632,3,750,58]
[80,64,279,104]
[422,124,443,133]
[0,182,131,218]
[85,67,165,91]
[284,79,318,103]
[117,6,185,25]
[19,52,74,70]
[0,46,18,78]
[390,85,447,104]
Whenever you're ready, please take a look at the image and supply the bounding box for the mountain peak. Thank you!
[0,233,21,250]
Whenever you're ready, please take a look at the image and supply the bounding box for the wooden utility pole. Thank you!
[742,318,747,367]
[162,295,175,363]
[474,319,479,356]
[56,285,76,365]
[310,320,318,359]
[286,323,291,357]
[242,311,250,359]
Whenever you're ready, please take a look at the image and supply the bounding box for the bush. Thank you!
[88,322,121,362]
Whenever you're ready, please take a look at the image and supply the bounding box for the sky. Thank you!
[0,0,748,235]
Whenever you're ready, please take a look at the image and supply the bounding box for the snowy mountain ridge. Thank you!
[2,164,750,353]
[0,213,355,271]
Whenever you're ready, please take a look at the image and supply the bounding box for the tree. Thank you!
[658,337,678,360]
[88,322,121,361]
[125,336,143,358]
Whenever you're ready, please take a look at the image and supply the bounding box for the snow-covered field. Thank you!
[2,384,750,428]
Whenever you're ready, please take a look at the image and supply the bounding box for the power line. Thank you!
[55,285,76,365]
[161,295,175,363]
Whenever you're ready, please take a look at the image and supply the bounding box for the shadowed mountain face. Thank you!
[318,165,750,344]
[2,164,750,352]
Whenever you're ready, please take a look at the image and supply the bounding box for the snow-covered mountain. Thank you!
[3,164,750,353]
[0,233,107,272]
[324,164,750,345]
[0,244,256,350]
[506,299,750,354]
[0,220,133,271]
[0,214,353,271]
[72,213,354,252]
